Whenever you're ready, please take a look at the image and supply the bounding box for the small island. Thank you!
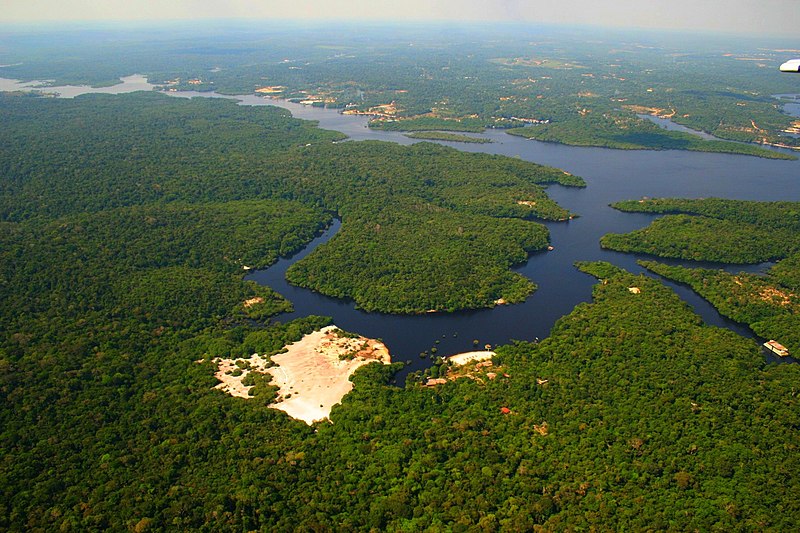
[404,131,492,143]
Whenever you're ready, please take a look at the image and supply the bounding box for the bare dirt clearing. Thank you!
[212,326,390,424]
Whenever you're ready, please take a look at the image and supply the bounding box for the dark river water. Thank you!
[3,75,798,374]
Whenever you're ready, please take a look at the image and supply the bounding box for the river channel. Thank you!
[3,74,799,373]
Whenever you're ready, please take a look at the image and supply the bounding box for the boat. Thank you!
[763,340,790,357]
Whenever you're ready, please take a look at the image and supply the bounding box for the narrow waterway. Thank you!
[638,114,720,140]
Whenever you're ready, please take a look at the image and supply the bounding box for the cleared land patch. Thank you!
[212,326,391,424]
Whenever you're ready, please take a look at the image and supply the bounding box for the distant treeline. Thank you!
[4,25,798,156]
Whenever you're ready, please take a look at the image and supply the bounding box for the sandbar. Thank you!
[447,350,495,366]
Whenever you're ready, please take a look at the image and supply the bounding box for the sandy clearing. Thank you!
[448,351,495,366]
[242,296,265,308]
[212,353,274,398]
[255,86,286,93]
[212,325,390,425]
[424,352,504,387]
[784,121,800,134]
[623,104,664,115]
[759,286,795,306]
[267,326,391,424]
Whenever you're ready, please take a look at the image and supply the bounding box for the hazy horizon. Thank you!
[2,0,798,38]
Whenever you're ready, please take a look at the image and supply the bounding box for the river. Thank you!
[3,74,798,373]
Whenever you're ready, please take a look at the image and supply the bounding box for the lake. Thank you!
[3,75,798,374]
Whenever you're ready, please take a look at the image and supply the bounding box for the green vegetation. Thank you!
[506,118,795,159]
[3,24,798,157]
[404,131,492,143]
[641,260,800,355]
[771,253,800,290]
[4,28,800,530]
[0,198,328,340]
[0,93,582,314]
[601,214,794,262]
[286,202,546,313]
[0,92,344,221]
[604,196,800,359]
[602,198,800,263]
[5,245,800,528]
[611,197,800,230]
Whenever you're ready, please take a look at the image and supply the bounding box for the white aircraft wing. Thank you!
[780,59,800,72]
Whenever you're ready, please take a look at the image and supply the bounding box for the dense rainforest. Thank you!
[640,260,800,357]
[600,197,800,358]
[3,23,798,157]
[3,34,800,529]
[4,245,800,529]
[601,198,800,263]
[0,92,581,313]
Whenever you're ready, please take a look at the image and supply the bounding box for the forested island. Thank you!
[602,198,800,263]
[403,131,492,143]
[505,118,794,159]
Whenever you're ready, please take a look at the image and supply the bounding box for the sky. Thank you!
[1,0,797,37]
